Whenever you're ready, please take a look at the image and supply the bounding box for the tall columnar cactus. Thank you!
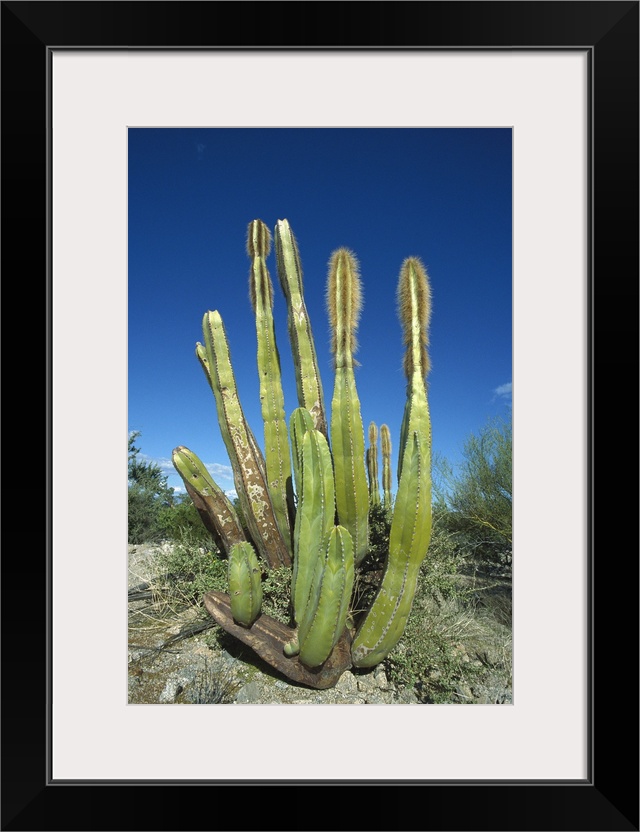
[326,248,369,566]
[380,423,393,508]
[173,219,433,689]
[274,219,328,439]
[247,219,295,559]
[366,421,381,505]
[351,258,433,667]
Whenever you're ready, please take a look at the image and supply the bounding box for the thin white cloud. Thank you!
[139,454,234,484]
[493,382,512,401]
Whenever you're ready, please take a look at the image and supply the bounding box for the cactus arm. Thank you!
[298,525,355,669]
[289,407,315,501]
[366,422,381,505]
[274,219,328,439]
[172,446,245,553]
[228,542,263,627]
[291,429,336,625]
[202,310,291,569]
[247,219,295,557]
[351,431,431,667]
[380,424,393,508]
[396,257,432,483]
[327,248,369,565]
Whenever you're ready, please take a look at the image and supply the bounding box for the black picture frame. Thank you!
[2,2,638,830]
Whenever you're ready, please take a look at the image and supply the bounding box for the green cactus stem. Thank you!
[351,430,431,667]
[351,258,433,667]
[228,541,263,627]
[327,247,369,565]
[274,219,328,439]
[380,424,393,508]
[200,310,291,569]
[366,421,381,505]
[396,256,432,483]
[172,445,246,554]
[289,406,315,501]
[247,219,295,559]
[291,428,336,627]
[297,525,354,669]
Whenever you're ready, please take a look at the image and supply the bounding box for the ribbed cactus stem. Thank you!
[247,219,294,559]
[396,257,432,483]
[351,430,432,667]
[327,248,369,565]
[366,421,381,505]
[274,219,328,438]
[200,310,291,569]
[289,407,315,502]
[172,445,246,554]
[297,525,354,669]
[228,541,263,628]
[291,429,336,627]
[380,424,393,508]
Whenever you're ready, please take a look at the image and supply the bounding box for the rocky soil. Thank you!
[128,544,421,705]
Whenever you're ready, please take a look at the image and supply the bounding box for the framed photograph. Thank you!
[3,1,637,830]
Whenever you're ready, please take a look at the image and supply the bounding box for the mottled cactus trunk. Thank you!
[199,311,291,569]
[172,445,246,554]
[247,220,295,559]
[327,248,369,565]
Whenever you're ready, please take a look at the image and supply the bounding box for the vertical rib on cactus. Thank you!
[247,219,294,559]
[200,310,291,569]
[396,256,432,483]
[291,429,336,628]
[274,219,328,439]
[172,446,246,554]
[380,424,393,508]
[289,407,315,502]
[351,430,432,667]
[366,421,381,505]
[297,525,354,669]
[228,541,263,627]
[327,248,369,565]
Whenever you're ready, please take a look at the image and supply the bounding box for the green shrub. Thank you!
[128,431,175,544]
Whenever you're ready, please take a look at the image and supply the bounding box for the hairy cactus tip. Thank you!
[247,218,274,313]
[398,256,432,381]
[327,247,362,366]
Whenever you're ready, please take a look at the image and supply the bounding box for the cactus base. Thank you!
[203,591,352,690]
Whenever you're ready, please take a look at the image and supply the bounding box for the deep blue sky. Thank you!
[128,127,512,499]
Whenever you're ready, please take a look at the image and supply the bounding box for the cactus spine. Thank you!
[247,219,294,559]
[228,541,263,627]
[274,219,328,439]
[366,421,381,505]
[327,248,369,565]
[380,423,393,508]
[200,310,291,569]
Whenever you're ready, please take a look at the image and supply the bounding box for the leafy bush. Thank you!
[434,412,512,572]
[128,431,176,544]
